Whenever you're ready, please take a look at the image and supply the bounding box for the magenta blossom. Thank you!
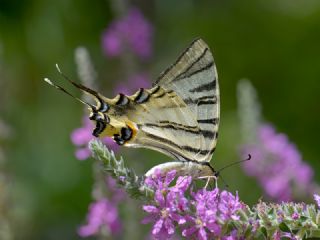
[102,7,153,59]
[143,170,244,239]
[143,170,191,239]
[78,198,121,237]
[242,124,315,201]
[142,190,188,239]
[79,177,126,238]
[145,169,192,195]
[182,189,243,240]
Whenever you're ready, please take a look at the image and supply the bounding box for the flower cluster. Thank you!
[78,176,125,237]
[142,169,244,240]
[242,124,315,201]
[102,7,153,59]
[139,168,320,240]
[90,140,320,240]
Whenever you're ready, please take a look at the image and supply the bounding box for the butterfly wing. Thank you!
[154,38,220,162]
[107,39,219,163]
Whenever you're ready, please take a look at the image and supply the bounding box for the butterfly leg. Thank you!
[198,175,218,189]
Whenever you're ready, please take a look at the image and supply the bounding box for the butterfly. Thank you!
[45,38,220,181]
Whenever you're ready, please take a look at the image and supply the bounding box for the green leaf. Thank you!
[279,222,291,232]
[260,227,267,238]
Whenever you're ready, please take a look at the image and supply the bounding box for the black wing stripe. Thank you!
[198,99,217,106]
[197,118,219,125]
[144,122,217,139]
[178,61,214,82]
[189,79,216,93]
[144,122,198,132]
[201,130,217,139]
[154,38,202,86]
[171,48,209,83]
[183,95,217,105]
[145,133,214,155]
[159,120,197,129]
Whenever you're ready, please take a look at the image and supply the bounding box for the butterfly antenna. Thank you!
[44,78,93,108]
[55,64,102,99]
[216,154,251,174]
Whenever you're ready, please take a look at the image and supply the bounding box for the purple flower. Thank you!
[242,124,315,201]
[183,189,243,240]
[182,203,221,240]
[71,118,119,160]
[78,198,121,237]
[143,170,245,239]
[143,190,187,239]
[291,212,299,220]
[219,191,243,221]
[145,169,192,196]
[102,7,153,59]
[143,170,191,239]
[314,194,320,208]
[144,169,176,191]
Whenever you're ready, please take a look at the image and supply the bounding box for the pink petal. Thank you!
[143,205,159,214]
[198,227,208,240]
[164,218,175,235]
[152,218,164,235]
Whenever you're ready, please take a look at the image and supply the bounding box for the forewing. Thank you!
[155,38,220,162]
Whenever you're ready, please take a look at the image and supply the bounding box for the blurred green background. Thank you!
[1,0,320,239]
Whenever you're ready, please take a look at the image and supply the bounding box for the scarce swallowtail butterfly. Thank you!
[45,38,220,181]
